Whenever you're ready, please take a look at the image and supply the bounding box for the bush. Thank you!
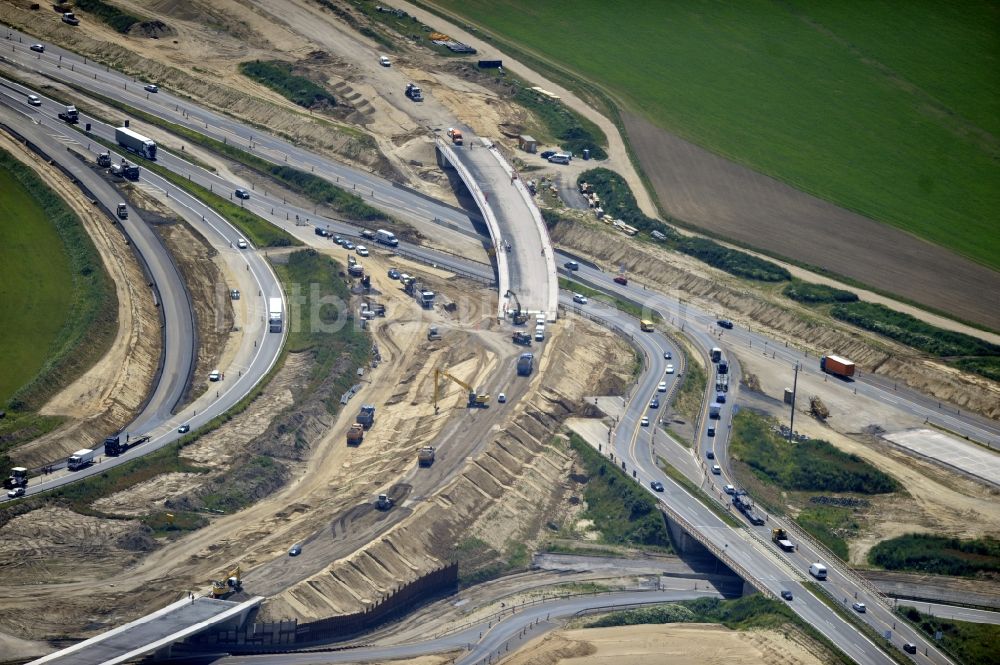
[831,301,1000,358]
[870,533,1000,577]
[899,606,1000,665]
[731,411,898,494]
[578,168,669,234]
[76,0,141,33]
[239,60,337,110]
[675,236,790,282]
[783,280,859,304]
[266,165,388,221]
[588,595,794,631]
[514,87,607,158]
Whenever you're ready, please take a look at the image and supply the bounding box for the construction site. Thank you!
[0,1,997,665]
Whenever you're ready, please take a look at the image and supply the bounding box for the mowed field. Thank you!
[431,0,1000,271]
[0,166,73,403]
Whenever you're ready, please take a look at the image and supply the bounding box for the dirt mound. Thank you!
[131,20,175,39]
[550,219,1000,419]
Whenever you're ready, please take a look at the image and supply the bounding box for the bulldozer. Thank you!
[211,565,242,598]
[505,290,528,325]
[427,326,442,341]
[433,368,489,413]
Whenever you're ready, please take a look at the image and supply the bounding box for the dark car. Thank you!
[663,351,672,360]
[234,188,250,200]
[564,260,579,271]
[315,227,331,237]
[903,643,917,655]
[706,450,715,459]
[177,424,191,434]
[650,481,664,492]
[614,275,628,286]
[781,590,793,601]
[717,319,734,329]
[649,396,659,409]
[540,150,557,159]
[388,268,401,280]
[288,544,302,556]
[707,426,716,437]
[30,44,45,53]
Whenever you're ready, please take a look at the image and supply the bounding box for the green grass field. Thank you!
[431,0,1000,269]
[0,167,73,404]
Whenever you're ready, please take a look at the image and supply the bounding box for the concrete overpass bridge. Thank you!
[435,136,558,322]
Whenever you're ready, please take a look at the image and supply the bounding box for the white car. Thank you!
[640,416,649,426]
[356,245,369,257]
[26,94,41,106]
[144,84,159,93]
[711,464,722,475]
[572,293,588,304]
[236,238,248,249]
[498,393,506,403]
[724,484,736,495]
[7,487,25,499]
[657,381,667,392]
[665,364,675,374]
[379,56,391,67]
[209,369,221,382]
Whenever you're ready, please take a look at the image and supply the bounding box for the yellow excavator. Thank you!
[434,368,489,413]
[505,290,528,325]
[211,565,243,598]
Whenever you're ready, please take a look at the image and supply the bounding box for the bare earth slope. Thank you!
[624,112,1000,331]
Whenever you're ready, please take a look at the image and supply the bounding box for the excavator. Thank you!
[211,566,243,598]
[433,368,489,413]
[505,290,528,325]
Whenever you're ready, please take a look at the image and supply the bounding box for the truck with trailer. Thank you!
[771,528,795,551]
[715,373,729,393]
[104,434,150,456]
[820,354,855,378]
[717,361,729,375]
[268,297,283,333]
[58,105,79,123]
[115,127,157,160]
[708,404,721,419]
[346,423,364,446]
[732,491,765,525]
[375,229,398,247]
[96,151,112,167]
[357,404,376,429]
[68,448,96,471]
[517,353,534,376]
[3,467,28,490]
[418,446,436,467]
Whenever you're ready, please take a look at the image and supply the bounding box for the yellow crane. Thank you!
[434,368,489,413]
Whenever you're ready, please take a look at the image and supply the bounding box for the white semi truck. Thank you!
[268,297,283,333]
[115,126,158,160]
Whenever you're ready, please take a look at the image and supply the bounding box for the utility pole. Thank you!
[788,362,799,440]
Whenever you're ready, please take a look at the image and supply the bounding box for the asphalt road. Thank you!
[0,88,286,500]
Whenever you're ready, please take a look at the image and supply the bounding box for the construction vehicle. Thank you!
[447,128,464,145]
[110,159,140,181]
[104,434,150,456]
[420,290,435,308]
[732,491,766,525]
[58,105,78,123]
[512,331,531,346]
[505,290,528,325]
[357,404,376,429]
[433,368,489,413]
[427,326,442,341]
[820,355,855,378]
[405,83,423,101]
[771,528,795,551]
[211,566,242,598]
[348,263,364,277]
[3,468,28,490]
[376,493,394,510]
[96,151,112,168]
[346,423,364,446]
[418,446,436,467]
[116,203,128,220]
[517,353,534,376]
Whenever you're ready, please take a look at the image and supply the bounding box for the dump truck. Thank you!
[68,448,95,471]
[3,468,28,490]
[111,160,140,180]
[104,434,150,456]
[427,326,442,341]
[96,151,112,167]
[771,528,795,552]
[348,263,364,277]
[346,423,364,446]
[405,83,423,101]
[447,128,464,145]
[420,291,435,308]
[468,391,490,407]
[116,203,128,220]
[357,404,376,429]
[517,353,534,376]
[58,105,79,123]
[418,446,436,467]
[512,331,531,346]
[820,354,855,378]
[376,493,394,510]
[115,126,157,160]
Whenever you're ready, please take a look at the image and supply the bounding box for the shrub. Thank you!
[239,60,337,110]
[783,280,859,304]
[675,236,790,282]
[514,87,607,158]
[76,0,141,33]
[869,533,1000,577]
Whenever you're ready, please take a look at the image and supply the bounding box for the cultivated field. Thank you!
[0,162,72,404]
[432,0,1000,270]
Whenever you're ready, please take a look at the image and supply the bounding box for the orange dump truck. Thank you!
[448,128,464,145]
[820,355,855,378]
[346,423,364,446]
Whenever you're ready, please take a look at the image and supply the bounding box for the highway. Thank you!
[1,26,985,663]
[0,89,286,499]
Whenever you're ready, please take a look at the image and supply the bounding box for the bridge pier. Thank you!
[435,145,451,170]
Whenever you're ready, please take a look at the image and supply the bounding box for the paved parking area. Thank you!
[885,429,1000,486]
